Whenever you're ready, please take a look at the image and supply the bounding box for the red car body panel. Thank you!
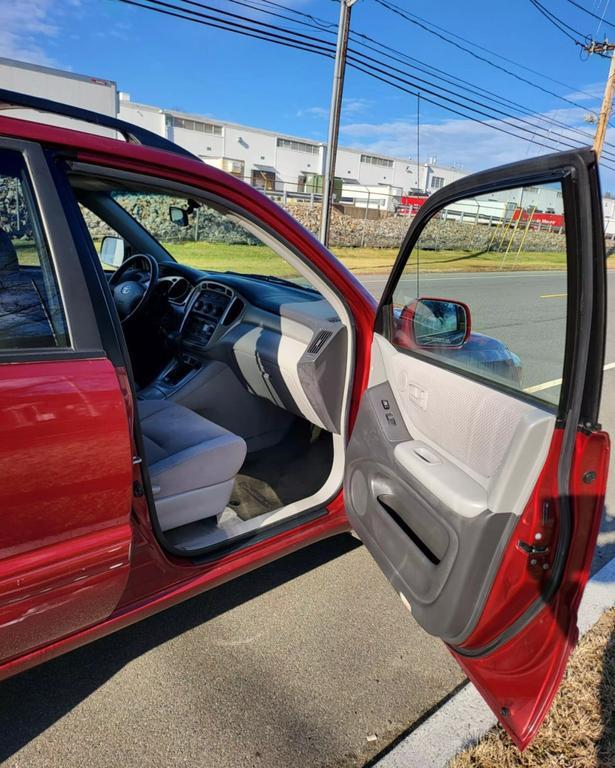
[0,358,133,664]
[452,429,610,748]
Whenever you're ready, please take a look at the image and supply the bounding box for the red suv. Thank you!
[0,89,609,749]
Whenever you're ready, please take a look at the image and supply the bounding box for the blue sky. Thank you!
[3,0,615,189]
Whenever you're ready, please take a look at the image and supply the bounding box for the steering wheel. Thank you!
[109,254,159,323]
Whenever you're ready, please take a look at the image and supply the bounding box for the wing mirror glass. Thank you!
[169,206,189,227]
[100,236,125,268]
[407,297,471,349]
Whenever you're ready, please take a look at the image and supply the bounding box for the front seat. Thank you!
[138,399,247,531]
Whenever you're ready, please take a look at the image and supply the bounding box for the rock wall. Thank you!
[0,184,573,254]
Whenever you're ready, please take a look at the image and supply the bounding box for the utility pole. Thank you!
[320,0,358,247]
[584,41,615,158]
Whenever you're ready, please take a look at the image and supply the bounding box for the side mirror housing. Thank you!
[169,206,189,227]
[100,236,125,268]
[401,297,471,349]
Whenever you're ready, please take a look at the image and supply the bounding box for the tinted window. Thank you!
[0,151,69,350]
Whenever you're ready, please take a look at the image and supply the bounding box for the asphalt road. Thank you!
[1,270,613,768]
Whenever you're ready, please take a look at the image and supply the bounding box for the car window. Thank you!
[390,181,567,406]
[78,204,123,271]
[0,150,70,350]
[110,192,308,285]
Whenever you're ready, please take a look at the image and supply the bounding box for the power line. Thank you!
[372,0,598,112]
[167,0,611,149]
[348,57,615,172]
[113,0,615,170]
[344,48,615,161]
[528,0,588,43]
[116,0,337,57]
[563,0,615,28]
[348,30,615,151]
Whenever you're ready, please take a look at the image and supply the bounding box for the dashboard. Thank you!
[155,267,348,434]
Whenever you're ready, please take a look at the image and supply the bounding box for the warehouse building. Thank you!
[117,95,466,210]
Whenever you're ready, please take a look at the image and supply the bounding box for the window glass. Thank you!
[108,191,308,285]
[0,151,69,350]
[78,204,123,270]
[390,182,567,406]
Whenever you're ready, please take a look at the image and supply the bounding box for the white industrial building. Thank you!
[0,57,468,210]
[118,95,466,210]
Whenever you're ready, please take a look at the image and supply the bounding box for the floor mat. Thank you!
[229,421,334,521]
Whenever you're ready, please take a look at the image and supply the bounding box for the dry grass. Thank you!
[449,608,615,768]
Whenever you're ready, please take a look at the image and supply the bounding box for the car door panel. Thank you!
[0,358,134,662]
[344,149,609,748]
[0,138,135,666]
[347,334,556,643]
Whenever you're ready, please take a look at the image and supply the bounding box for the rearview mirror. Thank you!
[100,236,125,268]
[169,206,189,227]
[407,297,470,349]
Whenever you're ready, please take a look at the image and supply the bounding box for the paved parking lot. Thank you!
[0,536,463,768]
[1,270,613,768]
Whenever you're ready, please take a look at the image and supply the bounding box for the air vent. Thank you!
[168,278,191,304]
[222,297,244,326]
[307,329,333,354]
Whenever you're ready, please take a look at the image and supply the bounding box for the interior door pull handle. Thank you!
[408,383,428,410]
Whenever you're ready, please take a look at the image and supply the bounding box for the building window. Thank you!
[431,176,444,189]
[172,116,222,136]
[360,154,394,168]
[276,138,320,154]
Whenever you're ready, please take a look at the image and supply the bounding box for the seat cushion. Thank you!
[138,399,246,500]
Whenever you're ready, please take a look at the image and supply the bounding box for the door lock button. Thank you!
[381,399,390,410]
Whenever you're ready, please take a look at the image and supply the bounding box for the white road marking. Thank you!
[540,292,567,298]
[524,362,615,394]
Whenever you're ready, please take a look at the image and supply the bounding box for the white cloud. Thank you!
[0,0,62,66]
[340,105,615,189]
[344,97,371,115]
[297,106,328,119]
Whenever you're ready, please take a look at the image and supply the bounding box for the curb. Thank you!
[372,555,615,768]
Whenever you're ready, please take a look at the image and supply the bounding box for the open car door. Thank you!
[344,149,610,749]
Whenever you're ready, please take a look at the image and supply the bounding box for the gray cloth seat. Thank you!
[138,399,246,532]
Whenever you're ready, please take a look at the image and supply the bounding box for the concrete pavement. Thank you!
[0,536,463,768]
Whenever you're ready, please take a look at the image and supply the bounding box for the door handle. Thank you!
[408,382,428,410]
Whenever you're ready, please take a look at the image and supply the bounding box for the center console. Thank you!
[139,281,244,400]
[182,281,238,351]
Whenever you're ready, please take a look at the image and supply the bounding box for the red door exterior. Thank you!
[0,359,134,664]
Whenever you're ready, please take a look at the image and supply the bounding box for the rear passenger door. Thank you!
[0,139,134,670]
[344,150,609,748]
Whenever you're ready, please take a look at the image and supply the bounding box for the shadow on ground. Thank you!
[0,533,361,763]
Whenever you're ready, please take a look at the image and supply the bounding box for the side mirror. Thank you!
[402,297,471,349]
[169,206,189,227]
[100,236,125,268]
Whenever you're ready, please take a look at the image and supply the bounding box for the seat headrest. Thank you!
[0,228,19,275]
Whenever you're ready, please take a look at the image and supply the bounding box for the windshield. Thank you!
[107,191,312,287]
